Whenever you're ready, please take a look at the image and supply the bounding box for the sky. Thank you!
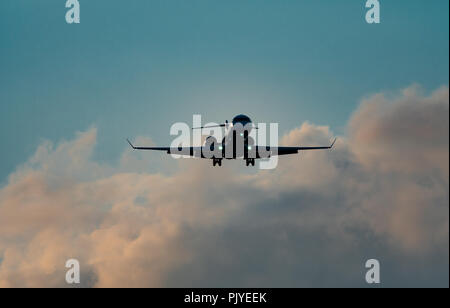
[0,1,448,287]
[1,0,449,179]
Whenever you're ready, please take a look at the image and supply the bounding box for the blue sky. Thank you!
[1,0,449,180]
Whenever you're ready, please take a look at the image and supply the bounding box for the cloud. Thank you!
[0,85,448,287]
[349,85,449,177]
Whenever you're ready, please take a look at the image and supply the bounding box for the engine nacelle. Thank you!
[203,136,223,158]
[204,136,218,151]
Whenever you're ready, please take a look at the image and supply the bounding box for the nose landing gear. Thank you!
[213,158,222,167]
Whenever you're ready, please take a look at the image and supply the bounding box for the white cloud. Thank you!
[0,85,448,287]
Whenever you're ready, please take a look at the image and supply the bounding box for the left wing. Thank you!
[127,139,201,157]
[127,138,336,158]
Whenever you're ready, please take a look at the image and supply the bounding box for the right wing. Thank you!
[256,138,337,156]
[127,138,336,158]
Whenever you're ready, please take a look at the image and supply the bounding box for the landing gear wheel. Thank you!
[213,158,222,167]
[246,159,255,167]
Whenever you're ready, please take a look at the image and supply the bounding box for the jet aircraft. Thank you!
[127,114,336,167]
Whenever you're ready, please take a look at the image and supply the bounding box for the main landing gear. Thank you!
[213,158,222,167]
[213,158,255,167]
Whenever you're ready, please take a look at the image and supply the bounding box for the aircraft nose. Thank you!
[232,114,252,126]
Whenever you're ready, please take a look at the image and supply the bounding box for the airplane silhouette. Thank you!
[127,114,336,167]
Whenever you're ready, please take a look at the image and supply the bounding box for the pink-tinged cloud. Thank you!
[0,85,448,287]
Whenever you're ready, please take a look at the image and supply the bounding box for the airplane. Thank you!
[127,114,336,167]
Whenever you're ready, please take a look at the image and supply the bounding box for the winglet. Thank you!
[330,138,337,149]
[126,138,136,149]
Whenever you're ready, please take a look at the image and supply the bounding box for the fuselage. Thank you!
[223,114,254,147]
[204,114,257,160]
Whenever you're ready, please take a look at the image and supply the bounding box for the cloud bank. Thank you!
[0,85,448,287]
